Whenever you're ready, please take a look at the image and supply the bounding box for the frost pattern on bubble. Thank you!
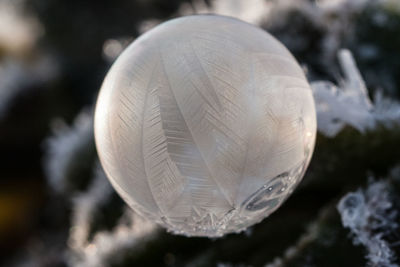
[95,15,317,237]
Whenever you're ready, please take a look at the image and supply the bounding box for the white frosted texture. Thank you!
[95,15,317,237]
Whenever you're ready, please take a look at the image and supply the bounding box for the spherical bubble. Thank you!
[95,15,316,237]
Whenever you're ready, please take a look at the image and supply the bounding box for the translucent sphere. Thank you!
[95,15,316,237]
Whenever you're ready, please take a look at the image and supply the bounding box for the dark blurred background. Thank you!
[1,0,400,266]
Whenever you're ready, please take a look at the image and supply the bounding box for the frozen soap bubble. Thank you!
[95,15,316,237]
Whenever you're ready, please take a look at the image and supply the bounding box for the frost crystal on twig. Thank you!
[337,180,398,267]
[312,49,400,137]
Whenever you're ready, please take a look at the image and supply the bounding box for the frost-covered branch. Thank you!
[68,162,113,250]
[69,209,159,267]
[43,109,94,193]
[312,49,400,137]
[337,180,398,267]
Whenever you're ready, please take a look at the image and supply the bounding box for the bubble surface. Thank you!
[95,15,316,237]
